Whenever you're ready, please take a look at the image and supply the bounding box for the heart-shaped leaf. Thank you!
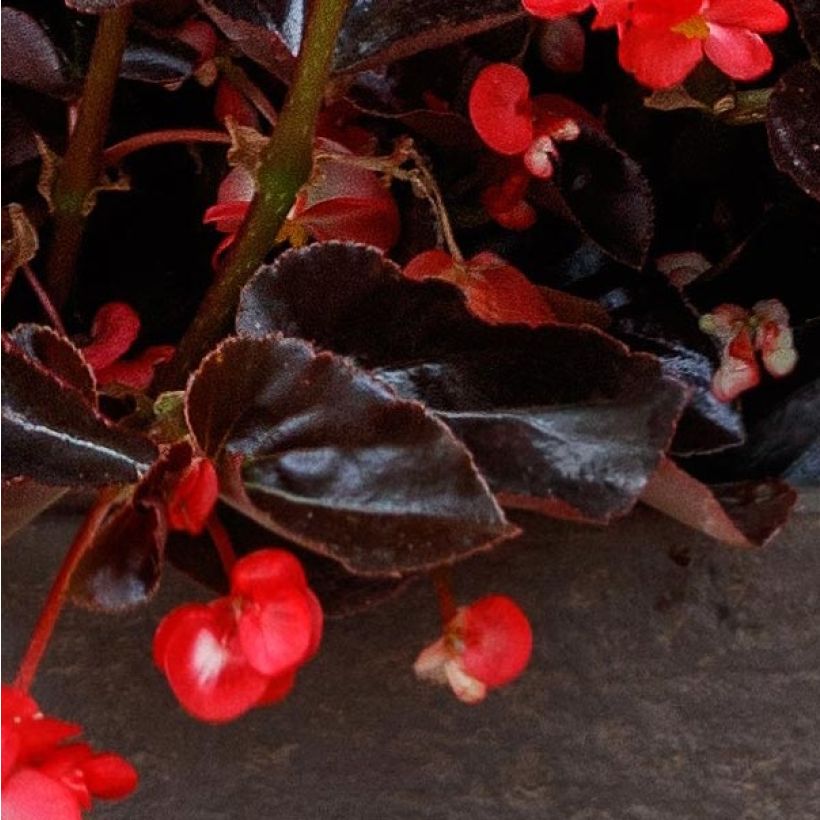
[199,0,525,78]
[185,334,515,576]
[767,61,820,203]
[237,243,687,523]
[641,457,797,548]
[2,335,157,486]
[531,128,655,269]
[120,30,198,85]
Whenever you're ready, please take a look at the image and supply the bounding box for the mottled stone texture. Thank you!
[3,500,820,819]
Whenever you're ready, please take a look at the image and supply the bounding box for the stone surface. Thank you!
[3,500,820,819]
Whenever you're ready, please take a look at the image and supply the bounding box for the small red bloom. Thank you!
[482,166,537,230]
[153,549,322,723]
[203,138,399,267]
[80,302,174,391]
[414,596,533,704]
[700,299,796,402]
[214,78,260,128]
[523,0,632,28]
[1,686,137,819]
[404,250,555,327]
[166,457,219,535]
[618,0,788,89]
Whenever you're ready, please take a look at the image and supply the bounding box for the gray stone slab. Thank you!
[3,501,820,819]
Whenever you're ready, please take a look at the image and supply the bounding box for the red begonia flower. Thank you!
[166,457,219,535]
[700,299,796,402]
[1,686,137,818]
[403,250,555,327]
[414,595,533,704]
[174,19,218,67]
[203,139,399,267]
[619,0,788,89]
[153,549,323,723]
[80,302,174,391]
[482,166,537,230]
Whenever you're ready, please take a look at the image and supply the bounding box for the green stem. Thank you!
[45,6,132,309]
[157,0,350,391]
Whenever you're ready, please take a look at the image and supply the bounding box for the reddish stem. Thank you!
[431,567,458,626]
[14,488,120,692]
[21,264,66,335]
[206,514,237,575]
[102,129,232,167]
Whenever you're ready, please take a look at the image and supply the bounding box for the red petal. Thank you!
[592,0,634,28]
[522,0,591,18]
[156,601,269,723]
[214,78,259,128]
[202,202,250,234]
[459,596,533,688]
[81,754,138,800]
[704,25,773,81]
[463,252,556,327]
[712,329,761,402]
[1,768,81,820]
[2,725,21,782]
[237,589,314,677]
[16,718,83,764]
[230,549,307,601]
[618,25,704,88]
[166,457,219,535]
[174,20,218,65]
[95,345,175,391]
[704,0,789,32]
[403,249,456,281]
[468,64,534,155]
[295,197,400,251]
[82,303,140,371]
[255,670,297,707]
[2,687,39,724]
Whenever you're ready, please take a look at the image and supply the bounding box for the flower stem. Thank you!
[431,567,458,626]
[14,487,121,692]
[44,6,132,310]
[156,0,350,391]
[206,514,237,575]
[103,129,232,167]
[217,59,279,128]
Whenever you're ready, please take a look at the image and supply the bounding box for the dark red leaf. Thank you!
[641,457,797,548]
[1,8,70,98]
[531,128,654,269]
[69,443,194,610]
[185,335,516,576]
[790,0,820,60]
[237,243,687,523]
[69,501,166,611]
[2,335,156,487]
[9,325,96,403]
[200,0,525,78]
[767,61,820,203]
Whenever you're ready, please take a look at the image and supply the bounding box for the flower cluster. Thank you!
[153,549,323,723]
[414,596,533,704]
[523,0,789,89]
[80,302,174,391]
[700,299,797,401]
[403,249,554,327]
[204,137,399,267]
[2,686,137,819]
[468,63,585,229]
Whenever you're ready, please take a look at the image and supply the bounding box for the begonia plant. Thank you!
[2,0,818,813]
